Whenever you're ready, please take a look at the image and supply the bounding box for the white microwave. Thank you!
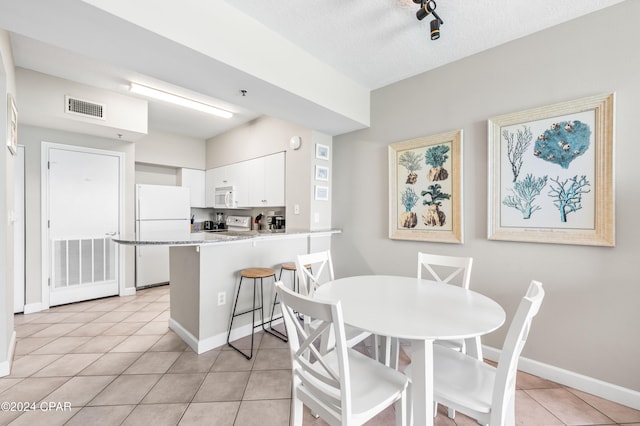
[214,186,237,208]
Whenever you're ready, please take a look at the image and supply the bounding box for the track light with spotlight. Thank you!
[414,0,443,40]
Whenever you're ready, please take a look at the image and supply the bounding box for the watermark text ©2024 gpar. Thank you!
[1,401,72,412]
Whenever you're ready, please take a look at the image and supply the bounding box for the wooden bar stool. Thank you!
[227,267,282,359]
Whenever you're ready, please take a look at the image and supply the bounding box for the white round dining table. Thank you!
[314,275,506,426]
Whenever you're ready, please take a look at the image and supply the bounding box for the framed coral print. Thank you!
[488,93,615,246]
[7,94,17,155]
[388,129,463,243]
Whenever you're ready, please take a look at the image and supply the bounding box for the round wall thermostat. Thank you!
[290,136,302,150]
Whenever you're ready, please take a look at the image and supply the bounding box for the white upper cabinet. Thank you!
[247,152,285,207]
[206,152,285,208]
[177,168,205,208]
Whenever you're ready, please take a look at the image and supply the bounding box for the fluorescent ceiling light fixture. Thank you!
[129,83,233,119]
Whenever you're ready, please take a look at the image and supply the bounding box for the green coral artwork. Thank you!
[424,144,450,181]
[398,151,422,184]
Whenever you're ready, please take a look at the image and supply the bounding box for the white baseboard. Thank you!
[482,345,640,410]
[23,302,47,314]
[120,287,136,296]
[0,331,17,377]
[24,289,135,314]
[169,317,285,355]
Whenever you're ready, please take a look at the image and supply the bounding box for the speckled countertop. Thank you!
[112,229,341,246]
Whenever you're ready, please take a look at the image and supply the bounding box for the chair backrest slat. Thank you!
[296,250,335,296]
[417,252,473,289]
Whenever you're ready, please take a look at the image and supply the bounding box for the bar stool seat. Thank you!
[227,266,283,359]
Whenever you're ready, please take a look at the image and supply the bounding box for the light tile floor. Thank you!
[1,285,639,425]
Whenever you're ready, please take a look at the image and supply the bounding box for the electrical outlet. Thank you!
[294,204,300,214]
[314,212,320,223]
[217,292,226,306]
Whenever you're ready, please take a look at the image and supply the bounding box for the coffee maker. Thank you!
[266,215,285,232]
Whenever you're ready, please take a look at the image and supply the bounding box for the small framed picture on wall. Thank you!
[314,185,329,201]
[315,165,329,181]
[315,143,329,160]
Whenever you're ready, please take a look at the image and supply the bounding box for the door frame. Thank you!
[41,142,125,309]
[14,145,25,313]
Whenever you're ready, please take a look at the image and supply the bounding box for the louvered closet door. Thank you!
[47,145,121,306]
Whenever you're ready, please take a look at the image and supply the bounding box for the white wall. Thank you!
[0,29,16,376]
[16,68,148,141]
[333,0,639,397]
[135,129,206,170]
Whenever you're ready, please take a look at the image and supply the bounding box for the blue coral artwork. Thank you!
[499,109,596,229]
[533,120,591,169]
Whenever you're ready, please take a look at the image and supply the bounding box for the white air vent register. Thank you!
[65,95,105,120]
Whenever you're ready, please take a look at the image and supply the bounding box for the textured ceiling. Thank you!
[226,0,626,90]
[1,0,627,139]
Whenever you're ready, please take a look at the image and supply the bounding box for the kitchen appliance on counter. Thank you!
[226,215,252,232]
[135,184,190,288]
[266,215,285,232]
[204,219,225,231]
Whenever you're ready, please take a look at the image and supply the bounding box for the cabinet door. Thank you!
[214,164,232,187]
[178,168,205,207]
[205,169,216,207]
[231,161,250,208]
[246,156,265,206]
[263,152,285,206]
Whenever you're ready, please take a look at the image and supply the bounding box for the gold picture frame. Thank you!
[388,129,463,244]
[7,94,17,155]
[488,93,615,246]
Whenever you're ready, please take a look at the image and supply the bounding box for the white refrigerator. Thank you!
[135,184,191,288]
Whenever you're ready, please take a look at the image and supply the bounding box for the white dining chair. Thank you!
[295,250,372,349]
[275,281,409,426]
[430,280,545,426]
[383,252,475,372]
[417,252,475,354]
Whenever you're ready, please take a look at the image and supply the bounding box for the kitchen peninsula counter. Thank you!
[113,229,340,353]
[113,228,341,246]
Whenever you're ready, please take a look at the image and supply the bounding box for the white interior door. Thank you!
[14,145,25,313]
[45,144,122,306]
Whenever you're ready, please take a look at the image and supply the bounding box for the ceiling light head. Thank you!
[430,18,441,40]
[129,83,233,119]
[416,0,436,21]
[415,0,443,40]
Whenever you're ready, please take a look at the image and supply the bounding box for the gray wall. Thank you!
[332,1,639,393]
